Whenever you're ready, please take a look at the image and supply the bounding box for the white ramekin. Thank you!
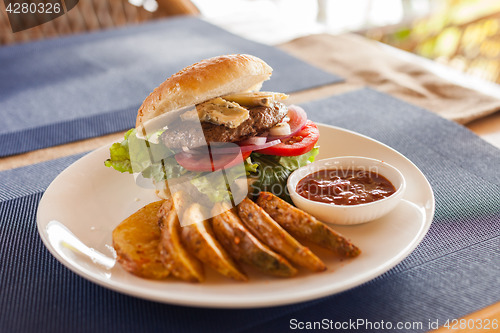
[287,156,406,225]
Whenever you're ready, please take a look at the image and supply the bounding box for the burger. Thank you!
[105,54,319,206]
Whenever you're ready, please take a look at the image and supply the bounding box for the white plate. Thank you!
[36,124,434,308]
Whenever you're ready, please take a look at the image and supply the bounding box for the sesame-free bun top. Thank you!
[136,54,273,126]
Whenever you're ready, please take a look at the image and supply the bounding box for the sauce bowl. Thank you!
[287,156,406,225]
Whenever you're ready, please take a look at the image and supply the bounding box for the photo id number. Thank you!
[444,318,498,330]
[6,1,62,15]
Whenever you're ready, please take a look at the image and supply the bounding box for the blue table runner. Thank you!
[0,16,342,157]
[1,88,498,333]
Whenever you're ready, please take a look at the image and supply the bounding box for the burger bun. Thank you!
[136,54,272,127]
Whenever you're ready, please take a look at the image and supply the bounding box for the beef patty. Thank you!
[161,102,287,150]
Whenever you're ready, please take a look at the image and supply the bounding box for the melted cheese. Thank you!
[223,91,288,107]
[196,97,249,128]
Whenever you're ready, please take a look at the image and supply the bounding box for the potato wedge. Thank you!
[237,198,326,272]
[158,196,204,283]
[181,203,248,281]
[112,200,170,279]
[257,192,361,258]
[212,202,297,278]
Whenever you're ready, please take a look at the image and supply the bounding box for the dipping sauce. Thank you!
[296,169,396,205]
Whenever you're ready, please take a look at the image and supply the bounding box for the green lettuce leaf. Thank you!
[248,146,319,202]
[276,147,319,170]
[104,129,134,173]
[190,165,248,203]
[104,128,186,181]
[244,157,259,174]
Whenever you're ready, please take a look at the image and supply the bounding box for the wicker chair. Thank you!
[0,0,199,45]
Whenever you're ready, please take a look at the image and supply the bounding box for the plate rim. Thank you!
[36,123,435,308]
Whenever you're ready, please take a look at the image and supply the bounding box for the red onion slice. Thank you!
[239,136,268,146]
[267,104,307,141]
[186,139,281,155]
[209,139,281,154]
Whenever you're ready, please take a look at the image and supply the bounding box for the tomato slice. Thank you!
[175,149,251,172]
[257,120,319,156]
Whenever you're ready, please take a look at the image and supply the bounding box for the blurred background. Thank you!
[2,0,500,84]
[194,0,500,85]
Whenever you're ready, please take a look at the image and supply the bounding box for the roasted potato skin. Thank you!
[113,200,170,279]
[257,192,361,258]
[212,203,297,278]
[158,196,205,283]
[237,198,326,272]
[181,203,248,281]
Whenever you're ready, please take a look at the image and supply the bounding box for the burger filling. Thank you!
[160,92,289,150]
[105,92,319,203]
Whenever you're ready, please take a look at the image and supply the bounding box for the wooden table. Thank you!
[1,32,498,332]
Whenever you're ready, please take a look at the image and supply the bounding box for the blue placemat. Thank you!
[1,88,498,333]
[0,16,342,158]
